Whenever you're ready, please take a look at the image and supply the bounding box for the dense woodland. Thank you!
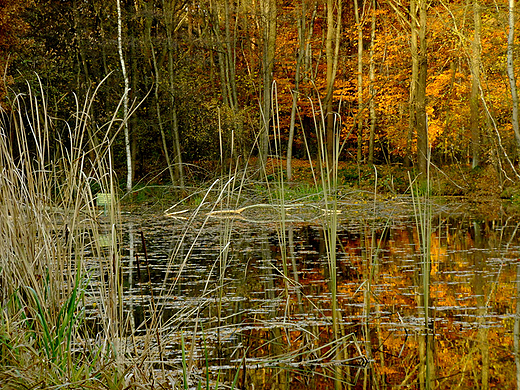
[1,0,519,189]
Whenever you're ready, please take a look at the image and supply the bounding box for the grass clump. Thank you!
[0,84,129,388]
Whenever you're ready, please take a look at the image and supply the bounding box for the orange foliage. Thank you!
[266,0,519,163]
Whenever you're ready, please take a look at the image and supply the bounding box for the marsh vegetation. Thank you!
[1,87,519,390]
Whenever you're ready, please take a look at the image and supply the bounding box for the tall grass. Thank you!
[0,77,377,390]
[409,162,435,390]
[0,81,128,388]
[0,71,455,390]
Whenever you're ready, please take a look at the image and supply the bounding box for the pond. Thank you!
[91,197,520,389]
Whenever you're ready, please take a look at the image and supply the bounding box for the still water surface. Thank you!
[104,199,519,389]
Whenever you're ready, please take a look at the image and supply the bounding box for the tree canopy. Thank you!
[1,0,519,185]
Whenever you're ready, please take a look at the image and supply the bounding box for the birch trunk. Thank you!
[116,0,132,193]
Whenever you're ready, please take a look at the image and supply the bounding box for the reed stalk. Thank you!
[0,79,133,388]
[310,95,343,389]
[409,159,435,389]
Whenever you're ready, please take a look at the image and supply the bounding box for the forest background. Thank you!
[1,0,519,198]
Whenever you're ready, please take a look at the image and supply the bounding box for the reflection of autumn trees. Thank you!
[241,219,519,388]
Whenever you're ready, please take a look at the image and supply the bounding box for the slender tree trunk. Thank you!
[147,6,175,184]
[368,0,376,165]
[407,0,419,168]
[210,0,242,163]
[259,0,277,170]
[515,263,520,389]
[209,3,229,107]
[171,105,182,185]
[354,0,363,165]
[224,0,238,110]
[507,0,520,154]
[470,0,481,168]
[304,7,316,82]
[324,0,342,166]
[73,0,89,90]
[223,0,242,162]
[116,0,132,193]
[73,0,99,165]
[211,0,238,110]
[129,7,138,181]
[416,0,428,175]
[287,1,307,181]
[164,0,184,188]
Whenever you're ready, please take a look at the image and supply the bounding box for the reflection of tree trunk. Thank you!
[416,261,433,390]
[362,228,372,390]
[515,262,520,388]
[262,230,288,389]
[417,332,425,390]
[410,223,425,390]
[470,0,481,168]
[473,222,489,390]
[128,223,135,337]
[373,231,386,389]
[414,199,434,390]
[289,226,303,311]
[415,289,435,389]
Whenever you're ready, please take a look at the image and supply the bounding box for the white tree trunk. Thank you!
[117,0,132,193]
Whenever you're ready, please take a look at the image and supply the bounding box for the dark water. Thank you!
[100,200,520,389]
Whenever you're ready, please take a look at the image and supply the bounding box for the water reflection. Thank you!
[114,211,519,389]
